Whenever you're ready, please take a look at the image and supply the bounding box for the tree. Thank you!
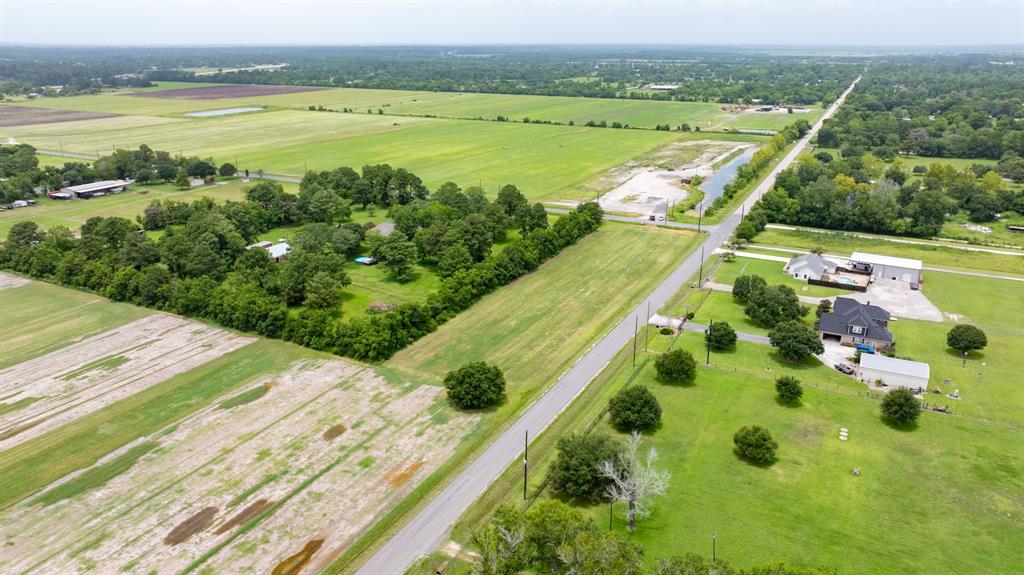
[733,425,777,465]
[775,375,803,404]
[815,299,832,318]
[608,386,661,431]
[598,431,670,531]
[745,284,807,327]
[218,162,237,177]
[732,274,767,303]
[304,271,343,310]
[946,324,988,354]
[375,235,417,282]
[880,387,921,427]
[496,184,528,216]
[444,361,505,409]
[174,169,190,190]
[768,320,824,362]
[705,321,737,350]
[549,433,622,502]
[654,349,697,384]
[437,243,473,278]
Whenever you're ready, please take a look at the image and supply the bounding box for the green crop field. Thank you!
[0,179,259,238]
[12,82,822,131]
[0,278,152,369]
[388,223,702,413]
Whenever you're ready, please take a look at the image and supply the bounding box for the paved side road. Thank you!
[545,207,712,232]
[681,321,770,345]
[354,75,861,575]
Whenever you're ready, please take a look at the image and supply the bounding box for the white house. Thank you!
[849,252,922,284]
[785,253,837,281]
[859,354,930,391]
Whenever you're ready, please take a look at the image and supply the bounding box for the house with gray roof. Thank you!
[818,297,893,351]
[785,253,837,281]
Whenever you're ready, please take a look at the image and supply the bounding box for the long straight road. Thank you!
[355,76,861,575]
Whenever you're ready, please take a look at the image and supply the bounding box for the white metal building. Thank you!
[859,354,930,391]
[849,252,922,283]
[61,180,128,198]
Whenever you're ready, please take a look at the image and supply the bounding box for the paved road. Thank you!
[545,207,711,231]
[354,76,861,575]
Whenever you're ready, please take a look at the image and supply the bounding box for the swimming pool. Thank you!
[837,277,858,285]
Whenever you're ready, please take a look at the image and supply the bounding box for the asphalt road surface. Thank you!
[354,76,860,575]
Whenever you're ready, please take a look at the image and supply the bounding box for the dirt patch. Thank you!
[214,499,275,535]
[0,273,30,291]
[272,539,324,575]
[164,506,219,545]
[0,314,255,450]
[322,423,347,441]
[126,84,325,100]
[383,460,424,489]
[0,105,118,127]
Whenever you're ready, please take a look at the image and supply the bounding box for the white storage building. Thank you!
[849,252,922,284]
[859,354,930,391]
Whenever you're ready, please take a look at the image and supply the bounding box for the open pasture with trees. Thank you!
[0,280,479,574]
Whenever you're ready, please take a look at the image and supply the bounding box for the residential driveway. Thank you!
[818,339,857,371]
[843,279,943,322]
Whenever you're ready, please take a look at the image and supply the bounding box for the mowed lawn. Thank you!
[551,332,1023,574]
[712,256,853,298]
[9,82,823,131]
[388,223,701,410]
[0,279,152,369]
[0,179,260,238]
[5,109,686,201]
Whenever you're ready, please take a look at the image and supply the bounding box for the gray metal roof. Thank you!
[788,253,836,276]
[860,354,930,380]
[818,297,893,344]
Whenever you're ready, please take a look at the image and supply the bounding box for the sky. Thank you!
[1,0,1022,47]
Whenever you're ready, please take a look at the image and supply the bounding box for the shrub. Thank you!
[444,361,505,409]
[880,387,921,426]
[705,321,737,350]
[608,386,661,431]
[548,432,622,502]
[733,425,777,464]
[654,349,697,384]
[659,327,674,335]
[946,324,988,354]
[775,375,803,404]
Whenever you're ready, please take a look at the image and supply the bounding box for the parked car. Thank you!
[834,363,856,375]
[910,282,920,290]
[855,343,876,354]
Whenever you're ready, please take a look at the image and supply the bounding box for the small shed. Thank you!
[859,354,929,391]
[849,252,922,284]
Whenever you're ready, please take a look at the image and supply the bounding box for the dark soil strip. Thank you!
[272,539,324,575]
[213,499,275,535]
[126,84,325,100]
[164,506,219,545]
[384,460,423,489]
[322,424,346,441]
[0,105,118,127]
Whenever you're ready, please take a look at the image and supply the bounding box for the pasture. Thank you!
[0,278,479,574]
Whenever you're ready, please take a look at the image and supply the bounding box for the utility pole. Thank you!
[713,531,718,562]
[697,205,702,233]
[632,315,638,367]
[609,500,614,531]
[697,246,705,288]
[523,429,528,500]
[706,319,713,366]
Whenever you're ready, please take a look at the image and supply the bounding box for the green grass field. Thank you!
[712,257,853,298]
[752,228,1024,276]
[0,179,260,238]
[0,279,152,369]
[11,82,822,132]
[388,223,701,414]
[690,290,814,337]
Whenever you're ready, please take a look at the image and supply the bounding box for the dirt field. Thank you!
[0,314,255,450]
[126,84,326,100]
[0,272,30,290]
[0,359,476,575]
[0,105,118,127]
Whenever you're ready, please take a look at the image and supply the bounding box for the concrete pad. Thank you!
[843,279,943,322]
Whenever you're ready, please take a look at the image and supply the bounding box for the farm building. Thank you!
[60,180,128,199]
[246,240,291,261]
[859,354,930,391]
[849,252,922,284]
[785,253,837,281]
[818,297,893,352]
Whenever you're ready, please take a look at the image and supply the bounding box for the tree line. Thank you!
[734,148,1024,241]
[0,150,603,362]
